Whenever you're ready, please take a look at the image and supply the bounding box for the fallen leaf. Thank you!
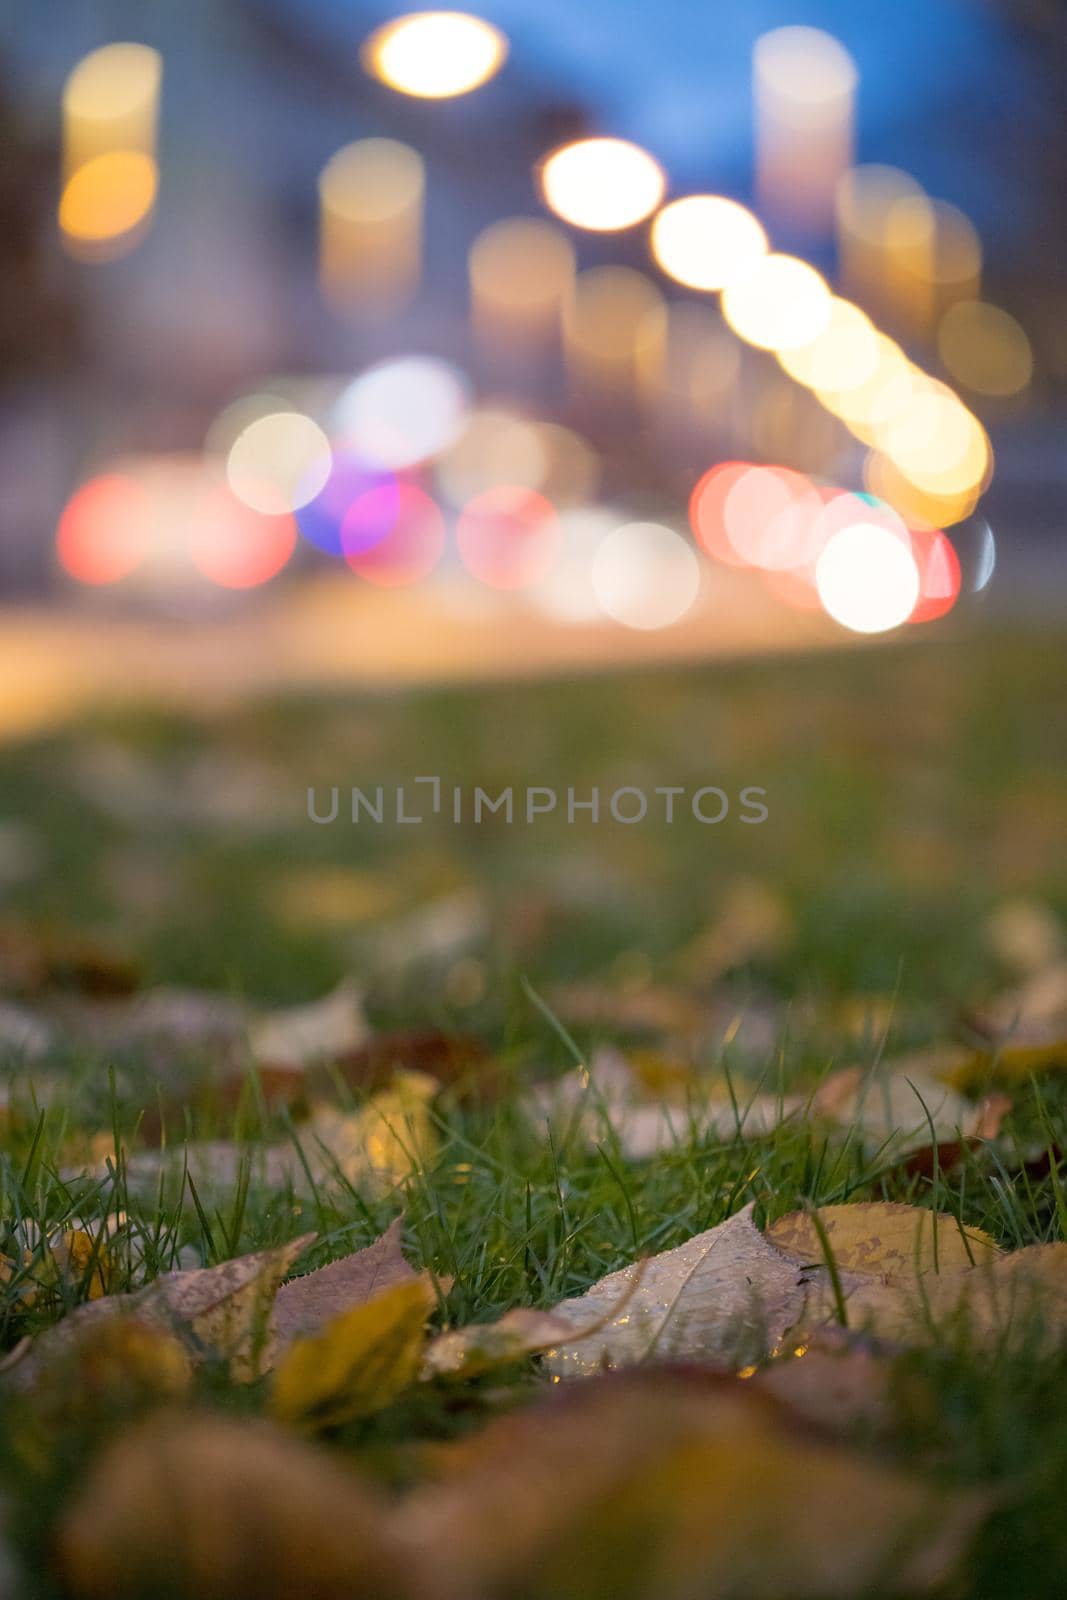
[333,1029,499,1103]
[119,1071,439,1198]
[533,1047,1007,1166]
[248,978,368,1069]
[274,1217,416,1351]
[8,1235,314,1388]
[398,1371,984,1600]
[836,1242,1067,1355]
[272,1274,437,1430]
[423,1308,575,1380]
[543,1203,808,1377]
[0,920,138,998]
[57,1412,410,1600]
[546,982,707,1039]
[146,1235,314,1381]
[766,1203,999,1280]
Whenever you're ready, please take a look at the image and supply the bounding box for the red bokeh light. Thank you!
[908,527,961,623]
[188,486,296,588]
[456,485,560,590]
[722,465,823,570]
[688,462,753,566]
[56,474,150,585]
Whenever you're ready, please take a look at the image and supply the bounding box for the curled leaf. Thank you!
[273,1275,437,1430]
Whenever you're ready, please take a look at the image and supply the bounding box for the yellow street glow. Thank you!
[881,390,991,499]
[816,522,920,634]
[319,139,424,314]
[62,43,162,177]
[650,196,767,292]
[863,451,979,530]
[540,138,666,232]
[362,12,507,98]
[564,266,666,393]
[469,217,575,346]
[937,300,1032,397]
[58,151,158,258]
[721,253,832,351]
[777,296,879,392]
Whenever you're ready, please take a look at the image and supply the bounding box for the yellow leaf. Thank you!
[272,1274,436,1429]
[52,1229,113,1300]
[423,1308,574,1380]
[766,1203,998,1281]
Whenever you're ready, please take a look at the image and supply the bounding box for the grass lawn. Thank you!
[1,623,1067,1598]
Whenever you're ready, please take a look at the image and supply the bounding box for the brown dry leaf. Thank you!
[423,1308,575,1380]
[398,1371,984,1600]
[57,1412,411,1600]
[817,1062,1010,1161]
[147,1234,315,1381]
[0,920,139,999]
[332,1029,500,1103]
[274,1217,416,1351]
[543,1203,808,1377]
[272,1275,438,1430]
[8,1235,314,1388]
[839,1242,1067,1355]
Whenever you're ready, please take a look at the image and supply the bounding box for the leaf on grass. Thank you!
[766,1203,999,1280]
[248,977,368,1069]
[272,1274,437,1429]
[146,1234,315,1381]
[8,1235,314,1388]
[836,1241,1067,1355]
[274,1217,416,1351]
[332,1029,500,1104]
[397,1371,984,1600]
[423,1308,575,1380]
[532,1046,1004,1165]
[543,1203,808,1377]
[119,1071,439,1198]
[58,1412,407,1600]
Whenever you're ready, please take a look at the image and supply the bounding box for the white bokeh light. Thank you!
[540,138,666,232]
[333,356,470,469]
[591,520,701,630]
[815,522,920,634]
[225,411,332,516]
